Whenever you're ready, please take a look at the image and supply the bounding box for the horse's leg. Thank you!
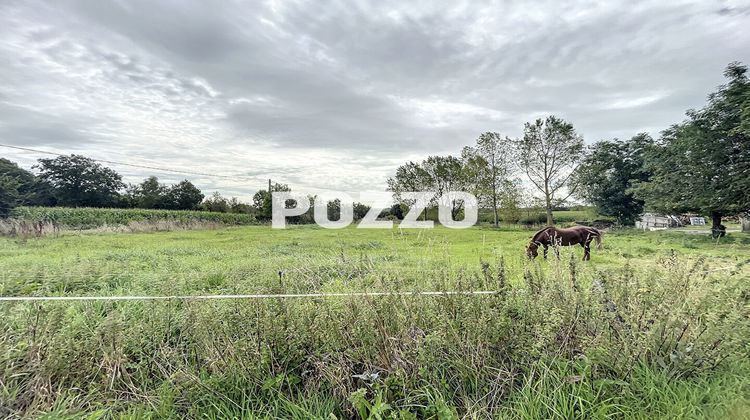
[543,244,548,259]
[554,244,560,260]
[583,241,591,261]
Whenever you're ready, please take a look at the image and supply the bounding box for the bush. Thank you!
[518,213,548,225]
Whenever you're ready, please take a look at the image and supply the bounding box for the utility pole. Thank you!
[268,178,272,193]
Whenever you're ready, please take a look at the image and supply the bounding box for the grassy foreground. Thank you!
[0,226,749,418]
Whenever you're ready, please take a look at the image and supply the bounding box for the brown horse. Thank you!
[526,226,603,261]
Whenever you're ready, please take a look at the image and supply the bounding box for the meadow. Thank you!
[0,225,748,418]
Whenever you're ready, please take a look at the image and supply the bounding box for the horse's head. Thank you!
[526,242,539,259]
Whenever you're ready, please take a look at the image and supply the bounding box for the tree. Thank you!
[422,155,467,219]
[353,202,371,220]
[167,180,204,210]
[227,197,253,214]
[327,198,342,221]
[34,154,124,207]
[202,192,230,213]
[389,203,404,220]
[0,175,20,217]
[124,177,204,210]
[633,62,750,236]
[0,158,55,206]
[574,134,654,225]
[387,162,430,200]
[252,182,291,220]
[388,156,469,220]
[498,179,525,224]
[387,161,431,220]
[461,132,513,227]
[516,116,584,225]
[134,176,168,209]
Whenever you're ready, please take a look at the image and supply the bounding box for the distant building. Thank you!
[636,213,709,230]
[635,213,681,230]
[679,213,705,226]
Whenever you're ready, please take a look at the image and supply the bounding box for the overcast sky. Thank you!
[1,0,749,199]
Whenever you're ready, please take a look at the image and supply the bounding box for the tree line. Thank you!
[388,62,750,233]
[387,116,583,227]
[0,154,245,217]
[0,154,387,223]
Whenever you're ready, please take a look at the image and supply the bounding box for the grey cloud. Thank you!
[0,103,96,147]
[1,0,749,196]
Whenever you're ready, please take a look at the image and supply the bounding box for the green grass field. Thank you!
[1,226,749,418]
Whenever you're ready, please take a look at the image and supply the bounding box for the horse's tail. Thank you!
[594,230,603,249]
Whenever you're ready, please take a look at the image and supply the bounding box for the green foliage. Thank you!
[388,155,470,219]
[0,174,20,217]
[10,205,256,229]
[575,133,654,225]
[0,158,55,215]
[387,161,430,202]
[516,115,585,225]
[498,179,525,224]
[389,204,405,220]
[125,176,204,211]
[348,388,392,420]
[167,179,204,210]
[461,132,514,227]
[125,176,168,209]
[252,182,291,220]
[634,62,750,225]
[200,191,231,213]
[226,197,253,214]
[353,202,371,220]
[34,154,125,207]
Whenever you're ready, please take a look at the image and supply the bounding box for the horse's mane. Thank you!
[531,226,555,243]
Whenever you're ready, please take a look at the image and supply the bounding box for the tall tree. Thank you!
[516,116,584,225]
[167,180,204,210]
[574,133,654,225]
[498,178,525,224]
[0,175,20,217]
[253,182,291,220]
[353,202,371,220]
[202,192,230,213]
[387,162,430,202]
[462,132,513,227]
[387,161,431,219]
[633,62,750,236]
[423,155,466,219]
[134,176,168,209]
[388,156,468,220]
[34,155,124,207]
[0,158,56,209]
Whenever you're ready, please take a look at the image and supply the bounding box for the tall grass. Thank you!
[4,206,256,235]
[0,246,747,418]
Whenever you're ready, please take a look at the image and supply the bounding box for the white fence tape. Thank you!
[0,290,500,302]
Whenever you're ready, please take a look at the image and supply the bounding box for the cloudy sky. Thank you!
[1,0,749,199]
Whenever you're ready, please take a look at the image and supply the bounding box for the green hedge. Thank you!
[10,206,256,229]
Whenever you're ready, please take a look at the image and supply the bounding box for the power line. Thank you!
[0,143,255,180]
